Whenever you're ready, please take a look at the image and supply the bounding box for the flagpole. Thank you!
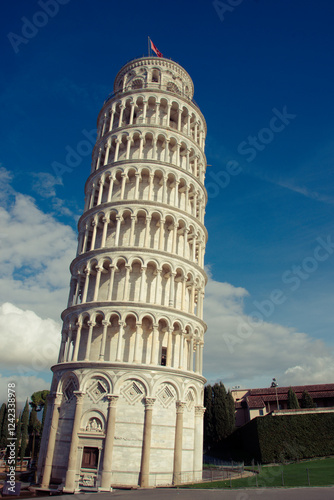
[148,36,150,56]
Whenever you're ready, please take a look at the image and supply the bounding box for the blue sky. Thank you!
[1,0,334,403]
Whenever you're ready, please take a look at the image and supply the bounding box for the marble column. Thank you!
[81,269,90,303]
[166,328,173,367]
[107,265,116,300]
[148,173,154,200]
[193,406,205,481]
[72,323,82,361]
[40,393,62,489]
[99,395,119,491]
[115,216,122,246]
[158,219,165,251]
[133,323,141,363]
[144,216,151,247]
[116,321,125,361]
[107,175,114,202]
[129,103,135,125]
[101,217,109,248]
[65,327,73,362]
[173,401,186,485]
[150,324,158,364]
[139,397,156,487]
[178,332,185,369]
[97,179,104,205]
[99,320,109,360]
[90,220,97,250]
[57,331,67,363]
[63,391,85,493]
[109,108,115,131]
[139,266,147,302]
[84,321,95,361]
[93,267,102,301]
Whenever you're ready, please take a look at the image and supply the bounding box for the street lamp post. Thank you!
[271,378,280,411]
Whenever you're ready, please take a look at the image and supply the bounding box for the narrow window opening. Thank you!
[161,347,167,366]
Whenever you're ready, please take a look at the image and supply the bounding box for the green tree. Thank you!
[0,405,8,448]
[204,384,214,449]
[226,390,236,435]
[28,407,41,459]
[15,412,22,464]
[20,400,29,460]
[30,390,49,413]
[0,403,6,435]
[41,396,49,435]
[212,382,232,442]
[29,390,49,458]
[287,387,300,409]
[301,390,316,408]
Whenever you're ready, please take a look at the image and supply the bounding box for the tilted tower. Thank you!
[38,56,208,491]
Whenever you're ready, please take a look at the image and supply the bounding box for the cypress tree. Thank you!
[212,382,229,442]
[0,405,8,448]
[20,400,29,460]
[226,390,236,435]
[204,384,214,449]
[28,407,41,459]
[15,412,22,464]
[28,407,41,435]
[29,390,48,458]
[287,387,300,409]
[301,390,316,408]
[0,403,6,437]
[41,396,48,434]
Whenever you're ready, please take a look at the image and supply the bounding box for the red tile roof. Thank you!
[241,384,334,409]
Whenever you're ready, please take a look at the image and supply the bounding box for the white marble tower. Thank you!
[38,56,208,491]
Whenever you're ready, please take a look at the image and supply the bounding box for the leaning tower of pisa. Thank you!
[38,56,208,492]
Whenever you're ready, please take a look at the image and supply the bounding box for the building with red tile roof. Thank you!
[232,383,334,427]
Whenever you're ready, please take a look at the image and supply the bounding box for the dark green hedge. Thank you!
[217,413,334,463]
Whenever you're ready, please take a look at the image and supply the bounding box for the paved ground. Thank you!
[54,487,334,500]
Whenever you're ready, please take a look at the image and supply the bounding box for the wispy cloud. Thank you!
[274,178,334,204]
[31,172,63,198]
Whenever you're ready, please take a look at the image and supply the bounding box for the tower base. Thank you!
[38,362,205,491]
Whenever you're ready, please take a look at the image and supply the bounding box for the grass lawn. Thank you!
[182,458,334,488]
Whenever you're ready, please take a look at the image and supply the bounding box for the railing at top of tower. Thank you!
[104,83,201,111]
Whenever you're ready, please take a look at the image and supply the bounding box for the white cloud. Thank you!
[0,303,60,371]
[203,277,334,388]
[0,302,59,406]
[0,168,77,319]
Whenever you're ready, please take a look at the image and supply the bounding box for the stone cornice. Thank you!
[61,300,207,333]
[51,360,207,385]
[93,122,206,161]
[70,244,208,282]
[85,159,208,201]
[98,87,207,134]
[61,300,207,331]
[78,198,208,237]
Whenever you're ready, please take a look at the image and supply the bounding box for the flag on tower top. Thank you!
[150,39,163,58]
